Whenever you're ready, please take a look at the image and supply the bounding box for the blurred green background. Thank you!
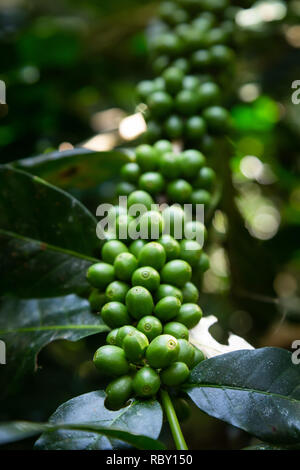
[0,0,300,450]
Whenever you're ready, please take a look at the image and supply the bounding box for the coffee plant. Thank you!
[0,0,299,451]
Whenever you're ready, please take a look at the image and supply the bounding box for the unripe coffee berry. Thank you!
[106,281,130,303]
[105,375,133,410]
[132,266,160,292]
[138,242,166,271]
[167,179,192,203]
[114,253,138,282]
[102,240,128,264]
[135,145,159,171]
[161,259,192,287]
[125,286,154,319]
[155,284,183,303]
[87,263,115,290]
[116,325,137,347]
[93,345,129,376]
[158,235,180,261]
[177,339,195,368]
[164,321,189,340]
[175,303,203,328]
[146,334,179,369]
[154,296,181,322]
[160,362,190,386]
[101,301,130,329]
[182,282,199,304]
[123,331,149,362]
[137,315,163,341]
[132,367,161,398]
[139,172,164,195]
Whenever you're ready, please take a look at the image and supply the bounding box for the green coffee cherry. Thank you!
[175,303,203,328]
[197,252,210,273]
[116,181,136,196]
[177,339,195,368]
[136,80,156,101]
[210,44,234,66]
[180,239,202,267]
[198,82,220,107]
[147,91,173,118]
[128,190,154,210]
[164,115,184,139]
[121,162,141,183]
[101,301,131,329]
[164,321,189,340]
[153,139,173,155]
[152,32,182,56]
[182,282,199,303]
[180,150,205,179]
[116,214,134,240]
[155,284,183,303]
[146,334,179,368]
[106,281,130,303]
[167,179,193,203]
[191,49,212,69]
[158,235,180,261]
[192,347,206,367]
[152,55,170,74]
[190,189,211,205]
[183,75,201,90]
[123,331,149,362]
[105,375,133,410]
[154,296,181,322]
[138,242,166,271]
[114,252,138,282]
[185,116,206,140]
[161,362,190,386]
[93,345,129,376]
[137,315,163,341]
[138,211,164,239]
[173,57,190,73]
[175,89,199,115]
[125,286,154,319]
[203,106,230,134]
[162,205,185,237]
[106,328,119,345]
[132,366,161,398]
[129,239,146,258]
[161,259,192,287]
[135,145,159,171]
[88,289,107,312]
[116,325,137,347]
[162,66,184,94]
[184,220,207,243]
[159,152,182,179]
[145,121,162,142]
[102,240,128,264]
[87,263,115,290]
[139,172,165,195]
[132,266,160,292]
[195,167,216,189]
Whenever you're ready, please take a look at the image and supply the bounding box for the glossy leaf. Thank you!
[183,347,300,444]
[13,147,130,190]
[34,390,163,450]
[0,295,109,394]
[0,420,165,450]
[0,166,99,297]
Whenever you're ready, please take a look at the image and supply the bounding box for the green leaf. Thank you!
[0,295,109,394]
[34,391,163,450]
[13,147,130,190]
[0,420,165,450]
[183,347,300,445]
[0,166,99,297]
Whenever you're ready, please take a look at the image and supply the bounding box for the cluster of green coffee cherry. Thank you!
[86,141,214,410]
[137,0,235,147]
[117,139,216,209]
